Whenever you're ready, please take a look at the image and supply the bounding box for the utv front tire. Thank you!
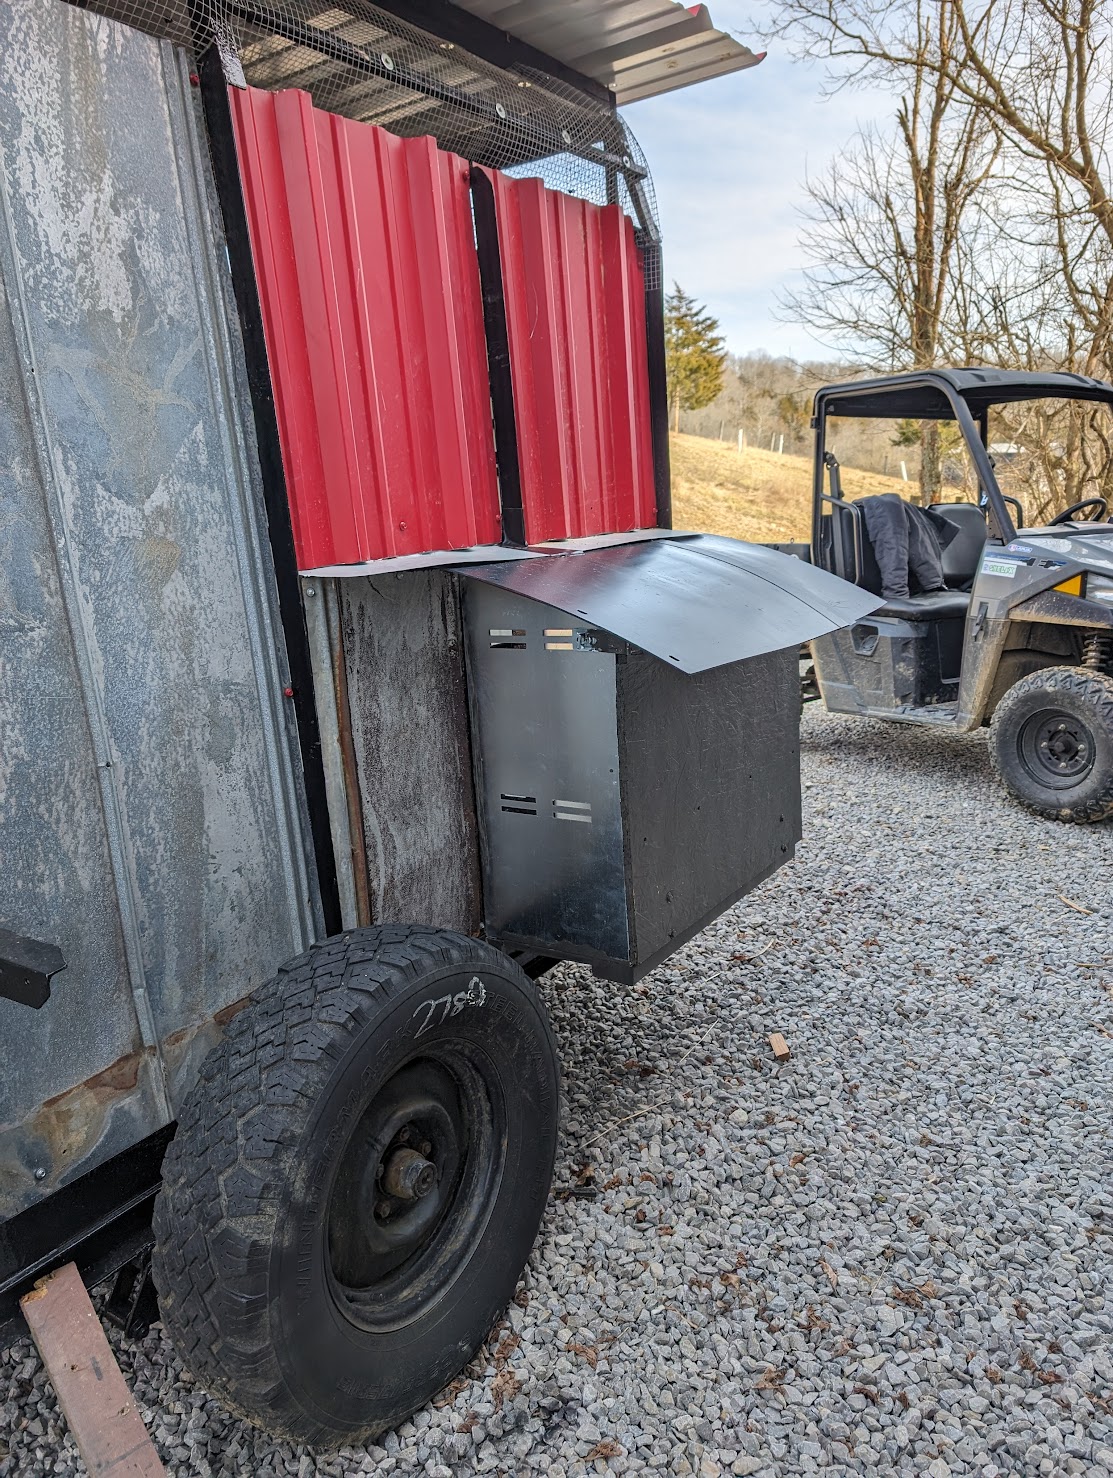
[151,926,560,1447]
[989,665,1113,822]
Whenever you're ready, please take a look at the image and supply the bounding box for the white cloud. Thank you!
[622,11,894,360]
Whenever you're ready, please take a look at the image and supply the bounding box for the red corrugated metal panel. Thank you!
[489,172,657,545]
[230,85,501,570]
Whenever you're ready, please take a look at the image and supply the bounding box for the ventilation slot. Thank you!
[545,627,574,651]
[500,792,537,815]
[490,628,526,649]
[554,799,592,823]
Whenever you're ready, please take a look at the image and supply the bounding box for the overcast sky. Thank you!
[623,3,893,364]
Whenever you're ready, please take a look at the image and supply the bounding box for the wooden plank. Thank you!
[340,571,483,933]
[20,1262,165,1477]
[769,1033,791,1062]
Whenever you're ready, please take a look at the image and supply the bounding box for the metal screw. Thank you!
[495,102,507,120]
[398,1126,410,1144]
[377,1199,393,1218]
[420,1141,432,1156]
[33,1167,46,1181]
[305,586,316,597]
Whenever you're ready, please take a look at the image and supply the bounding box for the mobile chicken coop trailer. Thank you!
[0,0,876,1447]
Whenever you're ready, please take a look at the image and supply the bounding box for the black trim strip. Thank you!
[197,47,342,936]
[643,269,671,528]
[470,166,525,547]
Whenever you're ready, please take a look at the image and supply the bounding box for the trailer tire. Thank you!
[989,665,1113,822]
[151,926,559,1448]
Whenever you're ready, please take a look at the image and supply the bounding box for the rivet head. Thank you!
[381,52,394,70]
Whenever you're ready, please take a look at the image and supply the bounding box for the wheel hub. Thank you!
[325,1052,501,1332]
[1018,708,1096,788]
[379,1142,438,1204]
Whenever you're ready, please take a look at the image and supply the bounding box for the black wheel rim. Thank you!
[326,1047,504,1332]
[1017,708,1096,790]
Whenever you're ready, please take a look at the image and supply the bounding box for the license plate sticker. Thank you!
[982,557,1021,578]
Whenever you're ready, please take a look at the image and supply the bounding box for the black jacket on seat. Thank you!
[856,493,947,600]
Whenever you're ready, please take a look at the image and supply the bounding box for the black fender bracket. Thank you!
[0,928,66,1009]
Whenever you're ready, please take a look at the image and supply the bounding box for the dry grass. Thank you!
[669,433,913,544]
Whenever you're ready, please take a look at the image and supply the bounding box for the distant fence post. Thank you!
[778,434,785,455]
[900,461,908,481]
[737,428,745,453]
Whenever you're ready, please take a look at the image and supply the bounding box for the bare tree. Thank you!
[780,11,1000,501]
[775,0,1113,510]
[777,0,1113,369]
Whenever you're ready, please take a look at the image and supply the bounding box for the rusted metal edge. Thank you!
[20,1262,166,1476]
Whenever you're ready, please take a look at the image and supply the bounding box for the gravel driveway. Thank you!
[3,707,1111,1477]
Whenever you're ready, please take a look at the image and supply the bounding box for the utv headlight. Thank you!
[1086,573,1113,605]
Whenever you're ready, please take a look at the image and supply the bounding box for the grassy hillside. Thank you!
[669,433,913,544]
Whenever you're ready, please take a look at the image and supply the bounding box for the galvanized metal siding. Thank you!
[490,172,657,545]
[0,1,317,1216]
[230,85,502,571]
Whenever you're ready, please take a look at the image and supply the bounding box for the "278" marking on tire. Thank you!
[412,976,488,1037]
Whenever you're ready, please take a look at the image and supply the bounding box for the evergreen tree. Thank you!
[665,285,727,432]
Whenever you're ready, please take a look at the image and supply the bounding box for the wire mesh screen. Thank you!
[68,0,661,276]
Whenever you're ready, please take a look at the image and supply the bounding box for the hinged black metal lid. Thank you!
[456,533,881,673]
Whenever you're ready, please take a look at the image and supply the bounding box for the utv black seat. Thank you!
[929,502,988,589]
[840,501,971,619]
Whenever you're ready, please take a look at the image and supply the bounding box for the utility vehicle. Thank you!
[809,369,1113,822]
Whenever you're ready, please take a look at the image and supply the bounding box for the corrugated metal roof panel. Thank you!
[230,84,502,570]
[490,170,658,543]
[452,1,764,103]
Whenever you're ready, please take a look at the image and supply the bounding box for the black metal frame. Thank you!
[198,44,342,937]
[327,0,613,105]
[226,0,637,176]
[0,1126,173,1348]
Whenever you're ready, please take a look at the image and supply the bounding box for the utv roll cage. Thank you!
[811,368,1113,579]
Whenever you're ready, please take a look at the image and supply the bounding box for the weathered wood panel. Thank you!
[339,572,482,933]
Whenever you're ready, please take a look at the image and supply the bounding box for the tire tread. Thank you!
[989,664,1113,822]
[151,926,532,1444]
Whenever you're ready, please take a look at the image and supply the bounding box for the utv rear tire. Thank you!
[151,926,560,1448]
[989,665,1113,822]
